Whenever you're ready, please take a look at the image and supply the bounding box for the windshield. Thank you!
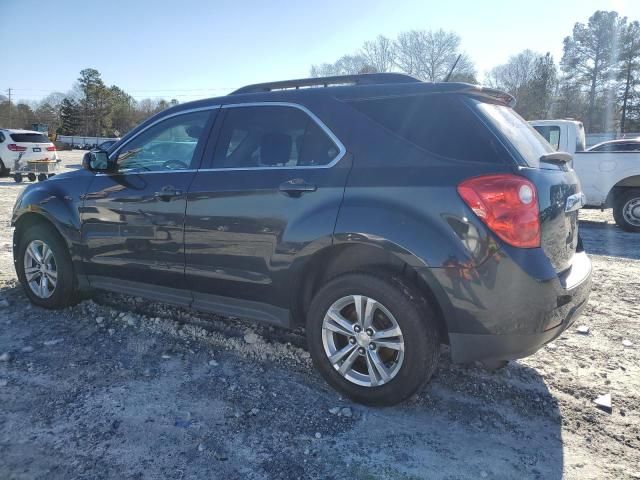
[475,101,554,168]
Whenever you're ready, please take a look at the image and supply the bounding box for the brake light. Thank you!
[7,144,27,152]
[46,145,56,151]
[457,174,540,248]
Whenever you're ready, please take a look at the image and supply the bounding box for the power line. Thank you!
[7,88,11,128]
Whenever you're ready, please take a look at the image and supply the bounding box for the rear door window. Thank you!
[10,133,50,143]
[346,94,509,164]
[213,106,341,169]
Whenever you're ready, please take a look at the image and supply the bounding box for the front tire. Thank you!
[16,224,77,309]
[306,273,440,406]
[613,188,640,233]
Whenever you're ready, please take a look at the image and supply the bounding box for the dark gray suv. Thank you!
[11,74,591,405]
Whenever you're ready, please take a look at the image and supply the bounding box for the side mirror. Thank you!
[82,150,114,172]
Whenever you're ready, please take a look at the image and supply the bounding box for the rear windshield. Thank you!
[346,94,509,164]
[475,102,553,168]
[10,133,50,143]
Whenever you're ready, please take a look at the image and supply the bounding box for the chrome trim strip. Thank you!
[108,105,220,161]
[104,101,347,175]
[95,169,198,176]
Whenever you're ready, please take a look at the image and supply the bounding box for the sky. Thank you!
[1,0,638,104]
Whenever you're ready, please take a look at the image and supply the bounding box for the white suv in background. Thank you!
[0,129,59,177]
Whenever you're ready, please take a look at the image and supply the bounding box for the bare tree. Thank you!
[361,35,396,73]
[311,54,372,77]
[394,29,475,82]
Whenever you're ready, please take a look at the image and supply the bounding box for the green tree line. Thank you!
[0,68,179,137]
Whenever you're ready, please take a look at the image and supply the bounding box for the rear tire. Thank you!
[0,159,8,177]
[306,273,440,406]
[16,224,77,309]
[613,188,640,233]
[13,173,23,183]
[27,173,36,182]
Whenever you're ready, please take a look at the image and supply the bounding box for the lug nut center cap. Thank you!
[355,332,370,347]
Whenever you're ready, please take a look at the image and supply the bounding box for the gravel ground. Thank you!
[0,151,639,479]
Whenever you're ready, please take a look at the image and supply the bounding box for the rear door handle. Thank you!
[279,179,317,196]
[154,186,183,201]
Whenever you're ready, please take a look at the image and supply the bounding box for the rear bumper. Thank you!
[423,250,592,363]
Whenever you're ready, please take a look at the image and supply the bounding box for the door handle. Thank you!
[278,179,317,197]
[154,186,183,201]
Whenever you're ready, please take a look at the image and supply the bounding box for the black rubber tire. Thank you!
[27,173,36,182]
[37,173,47,182]
[0,159,9,177]
[612,188,640,233]
[16,224,77,309]
[13,173,23,183]
[306,273,440,406]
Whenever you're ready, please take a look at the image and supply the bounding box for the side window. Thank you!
[533,126,561,150]
[347,95,509,164]
[116,110,211,172]
[213,106,340,169]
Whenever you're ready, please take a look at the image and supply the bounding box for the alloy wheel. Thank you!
[23,240,58,299]
[321,295,405,387]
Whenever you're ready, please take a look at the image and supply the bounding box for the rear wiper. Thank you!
[540,152,572,164]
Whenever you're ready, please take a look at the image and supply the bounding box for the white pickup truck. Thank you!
[530,119,640,232]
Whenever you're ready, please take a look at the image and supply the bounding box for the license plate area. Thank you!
[32,147,41,152]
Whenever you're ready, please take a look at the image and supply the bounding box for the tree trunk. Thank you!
[620,62,631,134]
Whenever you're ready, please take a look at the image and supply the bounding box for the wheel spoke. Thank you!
[24,266,40,281]
[325,308,354,336]
[366,350,392,384]
[45,269,57,286]
[328,343,357,366]
[39,273,48,297]
[28,243,42,263]
[372,326,402,340]
[374,339,404,351]
[338,347,360,375]
[353,295,365,327]
[362,297,377,330]
[42,244,53,265]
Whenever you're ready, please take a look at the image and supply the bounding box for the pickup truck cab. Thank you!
[531,119,640,232]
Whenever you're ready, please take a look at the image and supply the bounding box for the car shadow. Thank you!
[579,219,640,260]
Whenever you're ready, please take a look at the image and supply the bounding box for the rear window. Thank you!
[346,95,509,164]
[10,133,50,143]
[533,125,561,150]
[476,102,554,168]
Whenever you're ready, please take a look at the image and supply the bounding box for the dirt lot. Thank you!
[1,151,639,479]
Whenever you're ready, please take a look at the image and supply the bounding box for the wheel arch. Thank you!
[604,175,640,207]
[291,241,452,343]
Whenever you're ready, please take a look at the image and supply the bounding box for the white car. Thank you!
[530,119,640,232]
[0,128,59,178]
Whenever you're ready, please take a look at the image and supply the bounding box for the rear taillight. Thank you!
[46,145,56,151]
[7,144,27,152]
[457,174,540,248]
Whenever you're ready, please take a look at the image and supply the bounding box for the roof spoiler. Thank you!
[540,152,573,164]
[231,73,421,95]
[475,87,516,108]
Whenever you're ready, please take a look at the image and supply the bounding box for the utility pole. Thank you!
[7,88,12,128]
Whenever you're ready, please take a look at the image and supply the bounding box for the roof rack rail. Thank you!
[230,73,420,95]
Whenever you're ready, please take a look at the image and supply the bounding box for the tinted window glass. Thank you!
[346,95,508,164]
[10,133,50,143]
[116,110,211,172]
[533,125,561,150]
[477,101,553,168]
[213,106,340,169]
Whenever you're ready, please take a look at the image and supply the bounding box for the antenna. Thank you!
[444,55,462,82]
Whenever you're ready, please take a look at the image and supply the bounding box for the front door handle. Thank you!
[154,186,183,201]
[279,178,317,197]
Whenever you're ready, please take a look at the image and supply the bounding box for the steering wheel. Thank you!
[162,159,190,170]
